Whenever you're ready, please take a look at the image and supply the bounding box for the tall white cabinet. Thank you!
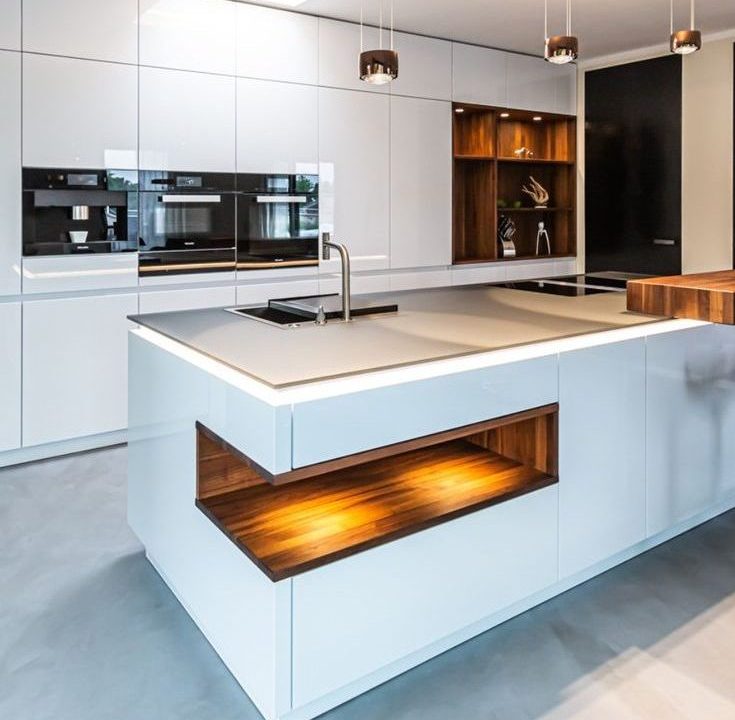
[0,0,20,50]
[0,301,21,452]
[0,49,20,296]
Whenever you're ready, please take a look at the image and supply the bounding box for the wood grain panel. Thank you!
[627,270,735,324]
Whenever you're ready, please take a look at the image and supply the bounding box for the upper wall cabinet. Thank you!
[319,18,388,93]
[390,96,451,269]
[140,67,236,172]
[237,3,318,84]
[554,63,577,115]
[0,51,20,296]
[390,32,451,101]
[237,78,317,174]
[23,55,137,169]
[23,0,137,64]
[319,87,390,272]
[452,43,507,106]
[507,53,577,115]
[0,0,20,50]
[139,0,237,75]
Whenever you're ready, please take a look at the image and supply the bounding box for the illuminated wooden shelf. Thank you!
[196,406,558,581]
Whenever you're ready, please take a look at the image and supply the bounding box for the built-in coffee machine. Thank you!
[22,168,138,256]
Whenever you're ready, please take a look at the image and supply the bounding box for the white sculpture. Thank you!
[521,176,550,207]
[536,221,551,256]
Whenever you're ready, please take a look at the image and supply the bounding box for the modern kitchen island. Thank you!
[128,283,735,720]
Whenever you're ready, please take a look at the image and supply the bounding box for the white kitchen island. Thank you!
[128,285,735,720]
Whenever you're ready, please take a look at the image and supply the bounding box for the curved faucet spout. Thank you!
[321,232,352,322]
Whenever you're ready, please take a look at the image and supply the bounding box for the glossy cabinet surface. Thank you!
[236,78,318,174]
[452,43,507,106]
[22,292,138,446]
[22,255,138,295]
[0,301,21,452]
[318,88,390,272]
[139,66,236,171]
[236,278,319,307]
[139,285,236,314]
[139,0,237,75]
[390,96,451,269]
[23,54,138,169]
[558,338,646,578]
[506,53,556,112]
[237,3,318,85]
[23,0,138,63]
[555,63,577,115]
[0,0,20,50]
[0,50,20,296]
[390,32,452,101]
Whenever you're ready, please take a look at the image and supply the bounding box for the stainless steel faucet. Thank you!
[321,232,352,322]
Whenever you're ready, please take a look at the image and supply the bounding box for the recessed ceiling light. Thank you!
[500,112,510,118]
[455,107,465,114]
[533,116,543,122]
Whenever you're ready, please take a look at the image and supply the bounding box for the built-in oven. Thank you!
[236,174,319,270]
[22,168,138,256]
[138,171,236,276]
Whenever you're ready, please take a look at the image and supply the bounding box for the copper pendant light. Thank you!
[670,0,702,55]
[359,2,399,85]
[544,0,578,64]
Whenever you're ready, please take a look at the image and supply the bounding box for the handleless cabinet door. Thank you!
[22,292,139,447]
[237,3,318,84]
[555,63,577,115]
[0,301,21,452]
[0,0,20,50]
[390,32,452,100]
[139,66,236,172]
[507,53,556,113]
[23,0,137,63]
[23,54,138,169]
[0,50,20,296]
[236,78,318,174]
[318,88,390,272]
[139,0,236,75]
[390,96,451,269]
[139,285,236,314]
[452,43,507,106]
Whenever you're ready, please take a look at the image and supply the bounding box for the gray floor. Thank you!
[2,448,735,720]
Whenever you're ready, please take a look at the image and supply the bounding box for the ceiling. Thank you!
[248,0,735,59]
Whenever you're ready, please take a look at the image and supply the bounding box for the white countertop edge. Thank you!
[131,318,707,408]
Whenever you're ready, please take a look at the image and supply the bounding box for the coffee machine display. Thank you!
[22,168,138,256]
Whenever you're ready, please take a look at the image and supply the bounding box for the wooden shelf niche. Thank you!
[453,103,576,264]
[195,405,559,581]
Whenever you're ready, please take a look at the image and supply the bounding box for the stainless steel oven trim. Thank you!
[159,194,223,203]
[255,195,308,203]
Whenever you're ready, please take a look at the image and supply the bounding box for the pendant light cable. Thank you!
[379,0,383,49]
[391,0,394,51]
[544,0,548,40]
[360,4,364,52]
[670,0,673,35]
[567,0,571,36]
[690,0,695,29]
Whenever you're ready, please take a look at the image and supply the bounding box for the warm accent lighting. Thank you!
[500,112,510,118]
[359,2,399,85]
[455,107,465,113]
[544,0,578,64]
[533,116,543,122]
[670,0,702,55]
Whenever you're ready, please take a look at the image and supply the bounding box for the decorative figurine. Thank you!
[521,176,550,207]
[513,147,534,159]
[497,215,517,258]
[536,221,551,256]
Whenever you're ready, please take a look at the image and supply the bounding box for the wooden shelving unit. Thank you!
[195,405,559,581]
[452,104,577,264]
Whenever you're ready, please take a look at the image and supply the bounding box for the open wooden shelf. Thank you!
[196,405,559,581]
[497,157,574,165]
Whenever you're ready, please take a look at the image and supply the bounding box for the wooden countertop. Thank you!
[627,270,735,324]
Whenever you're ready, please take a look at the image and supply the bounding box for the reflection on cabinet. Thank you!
[22,292,138,447]
[139,66,236,172]
[139,286,236,314]
[0,302,21,452]
[23,54,138,169]
[390,96,451,269]
[319,87,390,272]
[139,0,236,75]
[23,0,138,63]
[237,3,318,84]
[0,50,20,296]
[558,339,646,578]
[390,32,452,101]
[506,54,556,113]
[452,44,507,106]
[236,79,318,174]
[236,278,319,306]
[0,0,20,50]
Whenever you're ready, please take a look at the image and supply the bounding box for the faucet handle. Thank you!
[322,231,331,260]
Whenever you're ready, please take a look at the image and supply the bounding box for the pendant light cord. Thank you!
[567,0,571,36]
[379,0,383,49]
[391,0,394,51]
[544,0,548,40]
[360,4,364,52]
[690,0,695,29]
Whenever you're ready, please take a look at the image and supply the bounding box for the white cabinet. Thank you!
[22,292,139,446]
[646,325,735,536]
[318,88,390,272]
[23,0,137,63]
[555,63,577,115]
[0,0,20,50]
[558,338,646,578]
[319,18,388,93]
[0,301,21,452]
[139,0,236,75]
[22,255,138,295]
[0,50,20,296]
[139,285,236,314]
[23,54,137,169]
[139,66,235,172]
[506,53,556,113]
[237,3,318,84]
[390,32,452,100]
[236,278,319,306]
[452,43,507,106]
[236,78,318,174]
[390,96,451,269]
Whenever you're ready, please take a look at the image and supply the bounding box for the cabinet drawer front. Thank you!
[292,355,558,467]
[292,485,559,706]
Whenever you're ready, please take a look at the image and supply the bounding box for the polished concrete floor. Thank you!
[2,446,735,720]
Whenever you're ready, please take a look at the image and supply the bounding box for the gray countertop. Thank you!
[130,285,662,388]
